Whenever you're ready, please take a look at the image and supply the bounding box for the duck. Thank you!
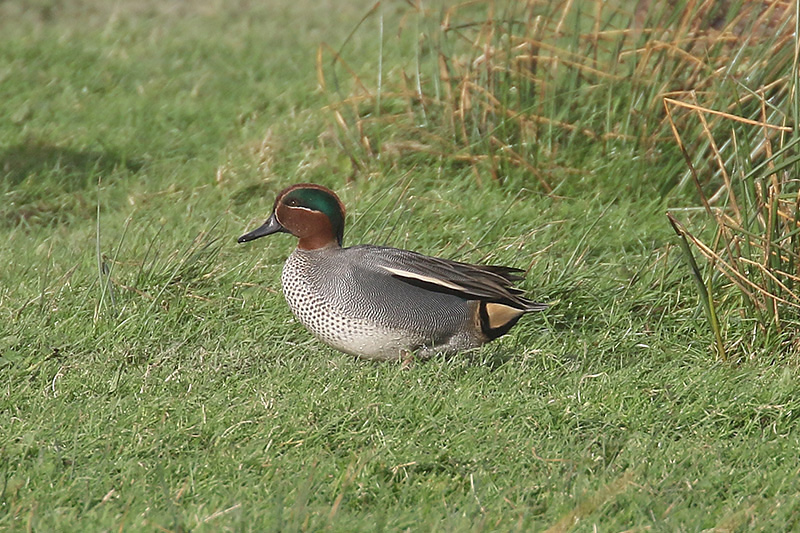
[238,183,547,361]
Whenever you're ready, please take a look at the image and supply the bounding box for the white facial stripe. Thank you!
[381,266,465,292]
[286,205,315,213]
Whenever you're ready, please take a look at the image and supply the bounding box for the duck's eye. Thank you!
[286,198,299,207]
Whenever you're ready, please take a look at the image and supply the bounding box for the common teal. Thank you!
[238,183,547,361]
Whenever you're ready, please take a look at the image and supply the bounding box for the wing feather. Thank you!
[353,245,547,312]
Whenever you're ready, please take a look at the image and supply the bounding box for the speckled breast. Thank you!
[279,250,419,360]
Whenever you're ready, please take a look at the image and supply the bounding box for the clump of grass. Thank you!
[666,81,800,360]
[317,0,793,194]
[660,0,798,360]
[95,224,226,322]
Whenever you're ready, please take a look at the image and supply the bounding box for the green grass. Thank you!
[2,1,800,531]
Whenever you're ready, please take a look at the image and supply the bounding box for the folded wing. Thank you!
[357,246,548,312]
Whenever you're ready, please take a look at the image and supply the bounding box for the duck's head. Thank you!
[237,183,346,250]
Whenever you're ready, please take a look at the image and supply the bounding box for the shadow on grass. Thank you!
[1,141,144,188]
[1,141,145,226]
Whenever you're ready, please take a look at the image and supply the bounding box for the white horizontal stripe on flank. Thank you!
[381,266,465,292]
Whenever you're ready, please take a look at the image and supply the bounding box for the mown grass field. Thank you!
[2,0,800,531]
